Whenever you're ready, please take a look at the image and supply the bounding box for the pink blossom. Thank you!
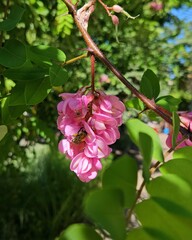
[57,89,125,182]
[70,153,102,182]
[166,112,192,149]
[150,2,163,11]
[99,74,110,83]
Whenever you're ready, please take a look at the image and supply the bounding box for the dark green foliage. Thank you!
[0,40,27,68]
[50,64,69,86]
[0,5,25,31]
[0,150,90,240]
[84,189,126,240]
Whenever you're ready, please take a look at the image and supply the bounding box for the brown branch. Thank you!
[62,0,190,138]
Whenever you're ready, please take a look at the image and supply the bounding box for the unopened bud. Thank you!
[111,15,119,25]
[112,4,123,13]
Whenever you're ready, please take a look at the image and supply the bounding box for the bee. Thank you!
[72,128,87,144]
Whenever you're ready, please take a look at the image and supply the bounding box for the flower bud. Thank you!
[150,2,163,11]
[111,15,119,26]
[112,4,123,13]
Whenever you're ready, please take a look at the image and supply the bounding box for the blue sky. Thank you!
[171,5,192,22]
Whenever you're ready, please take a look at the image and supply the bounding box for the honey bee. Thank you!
[72,128,87,144]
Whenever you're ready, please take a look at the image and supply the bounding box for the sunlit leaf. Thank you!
[160,158,192,185]
[173,146,192,159]
[139,133,153,182]
[147,174,192,216]
[57,224,102,240]
[128,227,172,240]
[126,119,164,162]
[125,97,144,111]
[156,95,181,112]
[29,45,66,66]
[102,155,138,208]
[130,158,192,238]
[134,198,192,239]
[0,125,8,141]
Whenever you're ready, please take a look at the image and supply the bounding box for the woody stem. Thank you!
[90,54,95,93]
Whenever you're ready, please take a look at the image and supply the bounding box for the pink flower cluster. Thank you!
[57,89,125,182]
[166,112,192,149]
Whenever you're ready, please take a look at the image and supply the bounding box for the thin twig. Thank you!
[126,160,161,225]
[62,53,88,66]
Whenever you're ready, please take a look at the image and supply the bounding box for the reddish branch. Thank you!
[62,0,190,138]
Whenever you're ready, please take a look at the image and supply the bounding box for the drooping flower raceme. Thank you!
[57,89,125,182]
[166,112,192,149]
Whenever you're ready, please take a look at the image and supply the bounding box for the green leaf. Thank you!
[126,119,164,162]
[135,198,192,239]
[0,40,27,68]
[131,159,192,238]
[57,224,102,240]
[160,158,192,185]
[84,189,126,240]
[140,69,160,99]
[173,146,192,159]
[102,155,138,208]
[1,98,27,124]
[172,111,180,148]
[128,228,172,240]
[147,174,192,217]
[0,5,25,31]
[28,45,66,66]
[49,64,68,86]
[0,125,8,141]
[9,105,27,119]
[125,97,144,111]
[139,133,153,182]
[4,65,48,81]
[8,83,26,106]
[24,77,51,105]
[8,76,51,106]
[127,229,153,240]
[156,95,181,112]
